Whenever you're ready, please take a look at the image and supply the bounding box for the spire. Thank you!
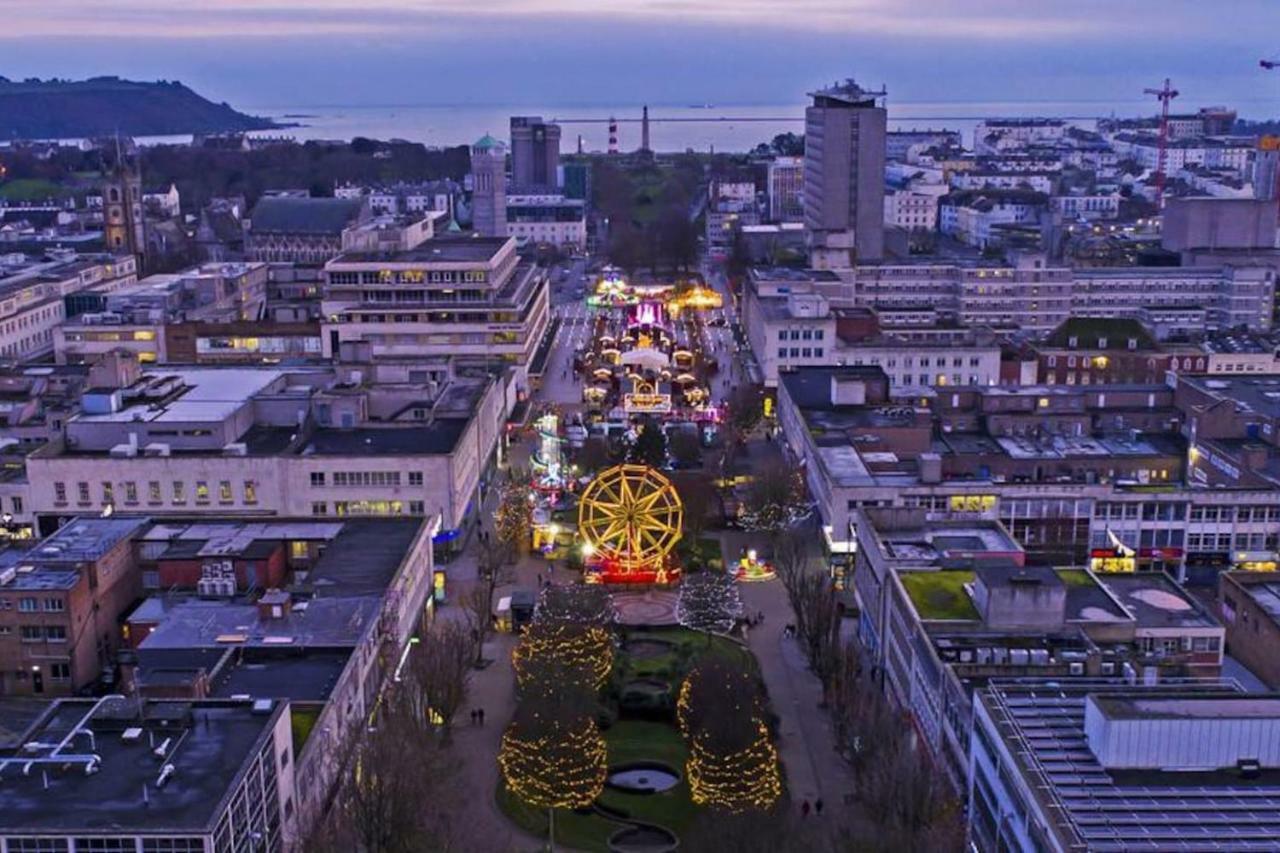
[641,105,651,153]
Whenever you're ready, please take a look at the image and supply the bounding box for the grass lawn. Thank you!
[617,626,754,681]
[498,720,695,852]
[1056,568,1097,587]
[899,570,978,621]
[0,178,73,201]
[677,536,724,571]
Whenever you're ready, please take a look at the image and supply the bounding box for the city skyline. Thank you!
[2,0,1277,110]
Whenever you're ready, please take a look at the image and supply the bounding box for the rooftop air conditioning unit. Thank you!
[222,442,248,456]
[1068,661,1084,676]
[143,443,171,457]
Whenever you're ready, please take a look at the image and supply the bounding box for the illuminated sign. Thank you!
[624,393,672,413]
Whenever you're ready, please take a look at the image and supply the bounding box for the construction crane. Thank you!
[1143,78,1180,210]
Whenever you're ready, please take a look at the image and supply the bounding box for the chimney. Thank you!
[257,589,292,621]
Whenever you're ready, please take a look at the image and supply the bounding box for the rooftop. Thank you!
[0,697,283,835]
[901,570,978,620]
[299,423,469,457]
[248,196,365,235]
[328,236,511,266]
[978,682,1280,852]
[1098,573,1219,630]
[1180,374,1280,418]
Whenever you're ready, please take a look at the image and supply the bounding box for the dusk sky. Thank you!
[3,0,1279,112]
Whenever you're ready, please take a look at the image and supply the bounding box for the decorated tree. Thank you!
[537,582,616,626]
[512,619,614,692]
[737,459,812,534]
[402,619,472,740]
[499,673,608,845]
[628,417,668,469]
[677,571,742,635]
[677,657,782,813]
[493,468,533,563]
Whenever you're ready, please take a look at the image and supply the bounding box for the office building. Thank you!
[970,682,1280,852]
[804,80,887,265]
[0,696,296,852]
[506,194,587,250]
[510,116,562,191]
[767,156,804,222]
[321,235,551,378]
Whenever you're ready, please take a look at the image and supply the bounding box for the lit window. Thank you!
[195,481,210,503]
[173,481,186,503]
[219,481,233,502]
[244,481,258,504]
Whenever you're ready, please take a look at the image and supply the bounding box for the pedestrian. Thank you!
[815,798,824,816]
[757,610,765,624]
[470,709,477,726]
[801,800,811,818]
[478,708,485,726]
[537,572,543,586]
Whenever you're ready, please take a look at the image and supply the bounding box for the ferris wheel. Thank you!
[577,464,683,575]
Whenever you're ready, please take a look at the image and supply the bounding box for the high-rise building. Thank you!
[767,156,805,222]
[509,116,561,190]
[804,79,887,266]
[102,143,146,259]
[470,134,508,238]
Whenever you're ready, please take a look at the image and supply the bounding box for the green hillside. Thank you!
[0,76,282,141]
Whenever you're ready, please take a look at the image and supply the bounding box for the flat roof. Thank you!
[73,368,289,426]
[211,649,351,702]
[299,423,469,457]
[1097,573,1219,630]
[329,236,511,266]
[1181,374,1280,418]
[24,517,150,563]
[978,682,1280,852]
[0,697,282,835]
[1092,695,1280,721]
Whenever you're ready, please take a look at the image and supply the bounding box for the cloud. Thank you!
[0,0,1159,41]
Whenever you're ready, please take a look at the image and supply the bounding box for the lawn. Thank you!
[0,178,73,201]
[900,570,979,621]
[499,627,761,850]
[1055,568,1098,587]
[677,535,724,572]
[498,720,695,852]
[290,704,323,757]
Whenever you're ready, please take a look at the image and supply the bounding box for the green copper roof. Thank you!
[473,134,502,150]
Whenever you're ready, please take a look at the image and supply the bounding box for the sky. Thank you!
[1,0,1278,113]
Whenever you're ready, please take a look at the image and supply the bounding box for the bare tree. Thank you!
[536,582,615,625]
[304,692,461,853]
[677,571,742,635]
[775,531,840,696]
[738,459,810,534]
[493,468,532,565]
[402,619,472,741]
[463,538,513,667]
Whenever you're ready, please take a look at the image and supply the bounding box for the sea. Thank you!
[125,98,1190,153]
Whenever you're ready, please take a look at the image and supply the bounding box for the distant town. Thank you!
[0,72,1279,853]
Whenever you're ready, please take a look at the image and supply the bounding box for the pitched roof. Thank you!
[248,197,364,235]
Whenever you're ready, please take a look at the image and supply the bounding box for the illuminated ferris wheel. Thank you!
[577,464,683,576]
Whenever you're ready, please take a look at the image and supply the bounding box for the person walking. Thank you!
[470,709,478,726]
[815,798,824,816]
[477,708,486,726]
[801,800,811,818]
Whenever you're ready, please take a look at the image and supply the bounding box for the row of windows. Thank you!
[1187,532,1273,551]
[55,480,258,507]
[310,499,425,517]
[310,471,423,487]
[328,269,489,285]
[14,625,67,642]
[776,329,826,342]
[4,597,64,613]
[777,347,825,360]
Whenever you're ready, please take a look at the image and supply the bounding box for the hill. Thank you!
[0,76,283,141]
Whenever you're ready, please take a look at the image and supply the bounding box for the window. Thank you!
[195,481,210,503]
[244,481,258,504]
[51,663,70,681]
[311,502,328,516]
[10,496,21,514]
[20,625,42,641]
[18,597,37,612]
[101,482,113,504]
[219,481,233,503]
[45,625,66,642]
[77,482,90,504]
[410,500,425,514]
[124,482,138,504]
[43,598,64,612]
[54,482,67,504]
[310,472,325,487]
[777,348,786,359]
[173,481,186,503]
[408,471,424,487]
[148,481,162,503]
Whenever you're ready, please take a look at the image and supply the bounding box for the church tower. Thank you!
[469,134,508,238]
[102,140,146,259]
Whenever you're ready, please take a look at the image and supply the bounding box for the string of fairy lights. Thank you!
[676,665,782,812]
[511,621,615,691]
[686,720,783,812]
[498,715,608,810]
